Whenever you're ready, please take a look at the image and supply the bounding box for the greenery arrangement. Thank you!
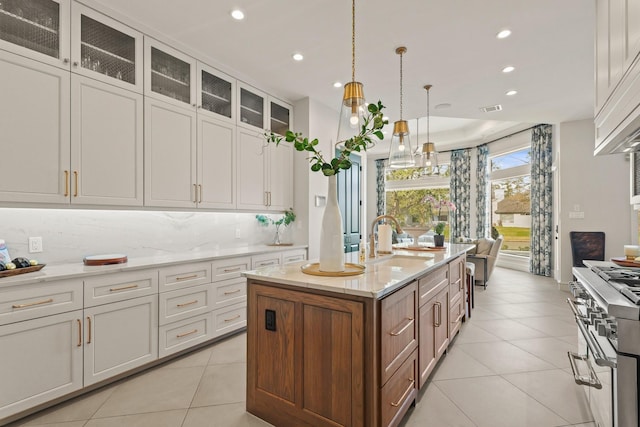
[434,222,446,235]
[265,101,388,176]
[256,208,296,229]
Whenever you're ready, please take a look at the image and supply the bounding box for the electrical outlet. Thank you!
[28,237,43,253]
[235,228,241,239]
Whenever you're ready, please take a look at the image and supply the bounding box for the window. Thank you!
[490,148,531,257]
[384,164,452,240]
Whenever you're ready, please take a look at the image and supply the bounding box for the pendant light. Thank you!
[336,0,366,144]
[388,46,415,168]
[419,84,439,171]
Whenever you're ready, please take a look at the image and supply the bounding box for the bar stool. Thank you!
[465,262,475,319]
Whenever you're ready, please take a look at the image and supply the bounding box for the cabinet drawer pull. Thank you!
[12,298,54,309]
[73,171,78,197]
[224,314,241,322]
[389,317,414,336]
[223,267,241,273]
[177,329,198,338]
[390,379,415,407]
[193,184,198,203]
[76,319,82,347]
[224,289,241,295]
[258,261,275,267]
[176,274,198,281]
[110,284,138,292]
[199,184,202,203]
[177,300,198,308]
[64,170,69,196]
[86,316,92,344]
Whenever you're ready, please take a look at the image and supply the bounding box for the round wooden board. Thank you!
[610,257,640,267]
[301,262,365,277]
[83,254,128,266]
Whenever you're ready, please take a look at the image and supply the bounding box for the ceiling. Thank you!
[93,0,595,154]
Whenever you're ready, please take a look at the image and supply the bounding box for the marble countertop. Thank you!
[0,245,307,288]
[242,243,475,299]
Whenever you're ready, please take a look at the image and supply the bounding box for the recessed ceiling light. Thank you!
[292,53,304,61]
[496,29,511,39]
[502,66,515,73]
[333,82,342,88]
[435,103,451,110]
[506,90,518,96]
[231,9,245,20]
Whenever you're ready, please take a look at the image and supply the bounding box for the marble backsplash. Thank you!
[0,208,298,264]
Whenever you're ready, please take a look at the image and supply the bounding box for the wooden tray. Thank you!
[393,245,446,251]
[267,243,293,246]
[0,264,45,278]
[301,262,365,277]
[83,254,128,266]
[611,257,640,267]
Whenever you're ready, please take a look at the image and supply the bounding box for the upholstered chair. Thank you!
[466,236,504,289]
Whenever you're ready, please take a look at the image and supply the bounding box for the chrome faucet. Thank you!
[369,215,403,257]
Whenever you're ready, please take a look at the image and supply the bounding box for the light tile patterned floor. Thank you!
[7,267,595,427]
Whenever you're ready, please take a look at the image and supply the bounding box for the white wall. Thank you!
[0,208,291,264]
[557,119,633,283]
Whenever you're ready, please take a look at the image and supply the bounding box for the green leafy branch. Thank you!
[256,208,296,228]
[265,101,388,176]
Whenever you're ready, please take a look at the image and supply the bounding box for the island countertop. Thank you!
[242,242,475,299]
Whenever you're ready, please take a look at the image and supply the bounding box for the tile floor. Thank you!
[7,267,595,427]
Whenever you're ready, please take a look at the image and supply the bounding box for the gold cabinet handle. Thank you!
[224,289,241,295]
[434,302,442,327]
[177,300,198,308]
[86,316,92,344]
[193,183,198,203]
[176,274,198,281]
[76,319,82,347]
[223,267,241,272]
[12,298,54,309]
[199,184,202,204]
[390,379,415,407]
[109,284,138,292]
[64,170,69,196]
[390,317,414,336]
[224,314,241,323]
[73,171,78,197]
[177,329,198,338]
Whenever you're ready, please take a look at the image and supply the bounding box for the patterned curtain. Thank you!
[476,144,490,238]
[375,159,386,216]
[449,149,471,239]
[530,124,553,277]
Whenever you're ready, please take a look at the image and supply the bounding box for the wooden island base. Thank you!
[245,251,468,427]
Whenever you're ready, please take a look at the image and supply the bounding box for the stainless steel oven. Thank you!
[569,264,640,427]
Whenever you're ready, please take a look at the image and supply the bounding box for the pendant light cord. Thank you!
[399,50,403,120]
[425,84,432,142]
[352,0,355,82]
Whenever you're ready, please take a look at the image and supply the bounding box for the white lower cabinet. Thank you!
[212,301,246,338]
[159,312,213,358]
[83,294,158,386]
[0,310,83,420]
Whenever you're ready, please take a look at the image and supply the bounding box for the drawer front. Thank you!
[212,302,246,338]
[380,282,418,385]
[212,277,247,309]
[282,249,307,264]
[211,256,251,282]
[0,279,83,326]
[159,261,211,292]
[159,313,212,358]
[381,349,417,427]
[251,253,281,269]
[418,265,448,307]
[84,270,158,307]
[159,283,213,326]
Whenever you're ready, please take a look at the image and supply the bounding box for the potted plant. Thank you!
[434,222,446,247]
[256,208,296,245]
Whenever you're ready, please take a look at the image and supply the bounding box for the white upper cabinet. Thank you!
[0,0,70,69]
[70,2,143,93]
[237,82,267,131]
[197,62,235,124]
[268,98,292,136]
[144,36,197,108]
[198,115,236,209]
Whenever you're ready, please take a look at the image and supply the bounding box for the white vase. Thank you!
[319,174,345,272]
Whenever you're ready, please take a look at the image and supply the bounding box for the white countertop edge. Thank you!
[0,245,308,288]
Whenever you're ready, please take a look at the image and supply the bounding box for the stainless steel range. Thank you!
[570,261,640,427]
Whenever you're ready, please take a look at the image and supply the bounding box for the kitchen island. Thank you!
[242,243,474,427]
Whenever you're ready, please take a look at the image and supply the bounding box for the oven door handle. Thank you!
[566,297,587,321]
[575,315,617,368]
[567,352,603,389]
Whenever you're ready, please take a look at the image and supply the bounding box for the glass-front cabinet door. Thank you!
[269,98,292,136]
[0,0,70,69]
[197,62,234,123]
[71,2,143,93]
[144,37,196,108]
[237,82,266,131]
